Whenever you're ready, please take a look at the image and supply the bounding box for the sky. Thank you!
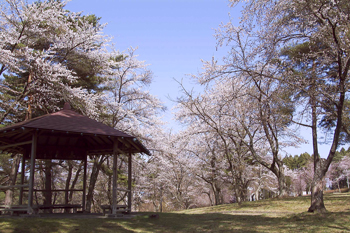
[64,0,237,126]
[62,0,339,158]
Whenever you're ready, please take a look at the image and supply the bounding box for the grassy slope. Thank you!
[0,192,349,233]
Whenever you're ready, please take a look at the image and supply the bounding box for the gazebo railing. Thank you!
[116,188,131,192]
[30,189,84,192]
[0,184,29,190]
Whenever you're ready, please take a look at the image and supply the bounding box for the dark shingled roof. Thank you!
[3,104,132,138]
[0,103,150,157]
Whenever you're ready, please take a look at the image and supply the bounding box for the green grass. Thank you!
[1,192,349,232]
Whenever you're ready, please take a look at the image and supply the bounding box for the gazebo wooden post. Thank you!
[19,152,26,205]
[112,140,118,215]
[82,154,87,212]
[28,132,37,214]
[127,151,132,213]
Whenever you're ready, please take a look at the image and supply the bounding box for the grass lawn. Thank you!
[0,192,349,233]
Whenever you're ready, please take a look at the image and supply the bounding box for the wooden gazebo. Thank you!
[0,103,149,215]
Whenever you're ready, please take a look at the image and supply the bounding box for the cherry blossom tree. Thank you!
[181,131,227,206]
[0,0,166,211]
[98,47,165,140]
[328,155,350,191]
[175,76,283,203]
[176,58,300,198]
[0,0,111,122]
[210,0,350,212]
[84,48,165,211]
[135,132,200,211]
[0,0,113,207]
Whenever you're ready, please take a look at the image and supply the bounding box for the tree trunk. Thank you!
[233,182,243,205]
[238,178,249,203]
[64,161,73,213]
[298,173,302,196]
[86,155,106,212]
[277,168,288,197]
[44,160,52,213]
[152,200,159,212]
[255,188,260,201]
[211,183,221,206]
[307,76,327,213]
[160,186,163,212]
[106,157,112,205]
[69,161,83,202]
[4,154,21,206]
[65,161,73,205]
[308,167,326,213]
[204,191,213,206]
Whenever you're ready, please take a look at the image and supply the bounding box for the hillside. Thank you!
[0,192,349,232]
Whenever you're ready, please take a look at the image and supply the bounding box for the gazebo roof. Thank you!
[0,103,150,159]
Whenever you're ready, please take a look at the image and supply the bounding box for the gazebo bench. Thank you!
[0,205,29,215]
[36,204,82,213]
[100,204,128,214]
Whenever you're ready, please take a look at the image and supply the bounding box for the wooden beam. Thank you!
[82,155,87,212]
[117,137,131,148]
[128,138,142,152]
[128,152,132,213]
[0,140,32,151]
[19,154,26,205]
[112,140,119,215]
[27,132,37,214]
[87,147,124,155]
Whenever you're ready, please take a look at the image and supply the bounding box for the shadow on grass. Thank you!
[121,211,350,233]
[1,211,349,233]
[0,218,134,233]
[328,225,350,232]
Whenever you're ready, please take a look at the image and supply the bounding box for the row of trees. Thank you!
[132,0,349,213]
[172,0,350,213]
[284,150,350,195]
